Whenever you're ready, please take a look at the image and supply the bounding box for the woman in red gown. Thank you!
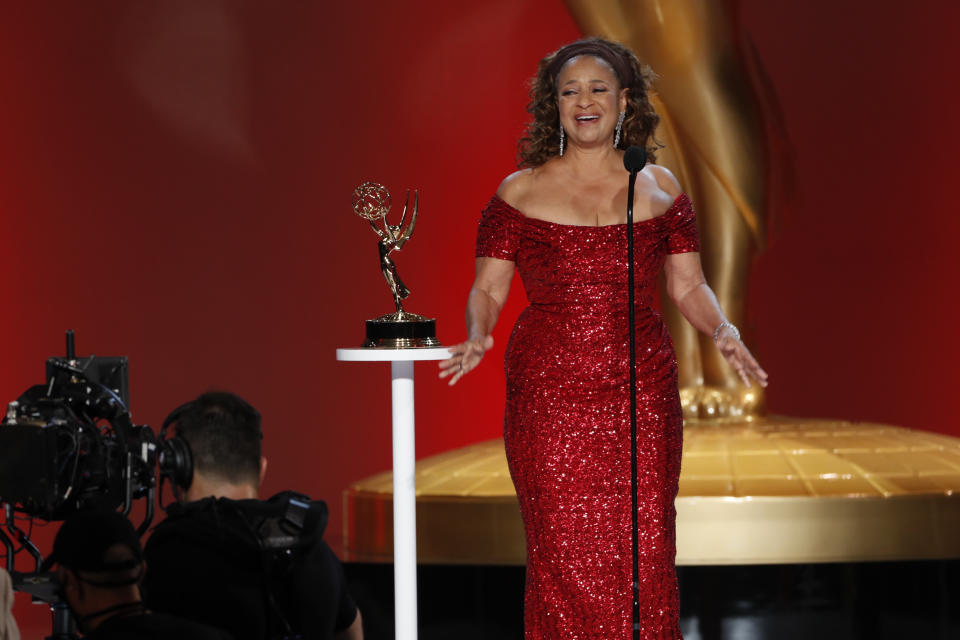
[440,38,767,639]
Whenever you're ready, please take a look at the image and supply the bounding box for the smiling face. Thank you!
[556,55,628,152]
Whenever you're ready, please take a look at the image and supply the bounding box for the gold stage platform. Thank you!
[344,417,960,565]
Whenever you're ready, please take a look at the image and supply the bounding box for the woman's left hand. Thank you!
[716,326,768,388]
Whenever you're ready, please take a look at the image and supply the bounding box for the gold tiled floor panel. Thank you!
[343,417,960,565]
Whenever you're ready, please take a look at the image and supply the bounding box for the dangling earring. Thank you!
[559,123,566,157]
[613,110,625,148]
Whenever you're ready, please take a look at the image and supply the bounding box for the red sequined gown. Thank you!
[476,193,699,639]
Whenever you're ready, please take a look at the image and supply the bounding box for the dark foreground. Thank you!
[345,560,960,639]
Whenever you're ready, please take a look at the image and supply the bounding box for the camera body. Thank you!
[0,337,157,550]
[0,380,155,522]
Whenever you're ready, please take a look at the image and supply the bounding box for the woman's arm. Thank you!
[664,252,767,387]
[439,256,514,385]
[648,163,767,387]
[663,252,720,335]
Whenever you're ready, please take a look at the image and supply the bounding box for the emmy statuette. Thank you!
[351,181,439,348]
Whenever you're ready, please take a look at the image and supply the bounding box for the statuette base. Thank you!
[363,312,439,349]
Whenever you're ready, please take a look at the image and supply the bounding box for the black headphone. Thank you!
[157,401,196,500]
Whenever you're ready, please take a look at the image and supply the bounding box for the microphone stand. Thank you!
[625,165,641,640]
[622,144,646,640]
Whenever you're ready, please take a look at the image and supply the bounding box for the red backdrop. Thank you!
[2,1,960,635]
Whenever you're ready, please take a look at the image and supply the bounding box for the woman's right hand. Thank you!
[438,335,494,386]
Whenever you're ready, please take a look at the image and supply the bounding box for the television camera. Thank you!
[0,331,158,639]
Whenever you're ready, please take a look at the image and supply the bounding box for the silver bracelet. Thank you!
[713,321,740,342]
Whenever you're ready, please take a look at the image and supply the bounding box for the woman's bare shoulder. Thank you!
[496,169,535,205]
[645,164,683,198]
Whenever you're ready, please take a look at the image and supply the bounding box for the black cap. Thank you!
[42,510,143,576]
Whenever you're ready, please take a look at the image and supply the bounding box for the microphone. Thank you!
[623,145,648,174]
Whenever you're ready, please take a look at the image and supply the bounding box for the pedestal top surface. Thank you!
[336,347,451,362]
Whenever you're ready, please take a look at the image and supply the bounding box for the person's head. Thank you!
[47,510,144,632]
[168,391,265,501]
[518,37,660,167]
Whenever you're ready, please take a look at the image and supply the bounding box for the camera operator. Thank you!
[45,510,232,639]
[143,392,362,640]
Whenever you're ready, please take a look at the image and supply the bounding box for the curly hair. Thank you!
[517,37,661,168]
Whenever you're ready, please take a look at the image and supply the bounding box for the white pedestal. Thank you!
[336,347,450,640]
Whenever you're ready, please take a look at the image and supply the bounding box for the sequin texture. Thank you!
[476,194,699,639]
